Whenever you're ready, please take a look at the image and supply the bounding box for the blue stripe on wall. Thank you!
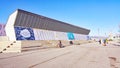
[67,32,75,40]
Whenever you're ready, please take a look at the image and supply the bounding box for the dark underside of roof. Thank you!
[14,9,90,35]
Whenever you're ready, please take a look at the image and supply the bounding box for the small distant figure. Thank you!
[58,40,63,48]
[69,41,73,45]
[103,39,107,46]
[106,39,108,44]
[98,39,102,44]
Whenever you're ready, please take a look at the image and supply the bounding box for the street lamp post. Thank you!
[98,28,100,36]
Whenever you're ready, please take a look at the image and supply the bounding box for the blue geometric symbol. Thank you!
[67,32,75,40]
[14,27,35,40]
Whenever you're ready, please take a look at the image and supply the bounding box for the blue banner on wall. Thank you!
[67,32,75,40]
[14,27,35,40]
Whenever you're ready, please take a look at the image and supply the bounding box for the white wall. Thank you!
[74,33,87,40]
[54,31,68,40]
[33,29,88,40]
[34,29,55,40]
[33,29,69,40]
[5,10,18,41]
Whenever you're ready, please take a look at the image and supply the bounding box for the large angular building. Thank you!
[5,9,90,41]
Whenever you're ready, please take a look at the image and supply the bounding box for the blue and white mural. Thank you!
[14,27,35,40]
[14,27,88,40]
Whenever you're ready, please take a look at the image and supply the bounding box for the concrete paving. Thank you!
[0,42,120,68]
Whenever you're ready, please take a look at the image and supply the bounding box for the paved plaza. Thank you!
[0,42,120,68]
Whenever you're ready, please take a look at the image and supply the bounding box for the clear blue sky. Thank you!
[0,0,120,36]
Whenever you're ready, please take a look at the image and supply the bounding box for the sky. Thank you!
[0,0,120,36]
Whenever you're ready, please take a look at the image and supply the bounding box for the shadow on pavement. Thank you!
[112,44,120,47]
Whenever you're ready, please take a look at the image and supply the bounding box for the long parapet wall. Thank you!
[0,40,94,53]
[0,41,21,53]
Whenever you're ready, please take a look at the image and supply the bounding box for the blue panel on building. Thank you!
[14,27,35,40]
[67,32,75,40]
[87,36,90,40]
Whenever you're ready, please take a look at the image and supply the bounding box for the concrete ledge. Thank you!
[0,40,95,53]
[0,36,9,41]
